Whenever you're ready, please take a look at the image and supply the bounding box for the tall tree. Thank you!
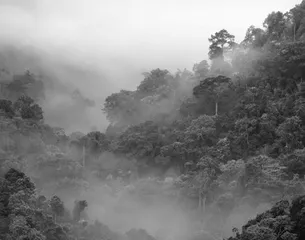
[208,30,236,76]
[290,0,305,41]
[263,11,286,41]
[242,25,267,48]
[193,76,233,115]
[208,29,236,60]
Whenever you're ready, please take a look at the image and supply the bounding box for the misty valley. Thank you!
[1,1,305,240]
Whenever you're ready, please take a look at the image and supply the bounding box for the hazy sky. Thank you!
[0,0,300,88]
[0,0,301,132]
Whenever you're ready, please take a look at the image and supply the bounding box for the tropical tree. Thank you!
[208,29,236,60]
[193,75,234,115]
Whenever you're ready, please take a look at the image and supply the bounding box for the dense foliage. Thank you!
[0,168,153,240]
[228,196,305,240]
[1,1,305,240]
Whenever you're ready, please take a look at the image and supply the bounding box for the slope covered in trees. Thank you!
[0,168,157,240]
[1,1,305,240]
[228,196,305,240]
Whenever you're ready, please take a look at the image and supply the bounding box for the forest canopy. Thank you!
[1,1,305,240]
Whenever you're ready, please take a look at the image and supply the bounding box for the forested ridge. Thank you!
[1,1,305,240]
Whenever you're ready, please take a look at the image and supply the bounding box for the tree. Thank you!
[0,168,52,240]
[208,30,236,76]
[160,142,186,172]
[8,216,46,240]
[136,69,172,97]
[50,195,65,223]
[277,41,305,81]
[103,90,142,125]
[242,25,267,48]
[0,99,14,118]
[193,60,210,80]
[196,156,220,220]
[289,1,305,41]
[72,200,88,222]
[208,29,236,60]
[263,11,286,41]
[228,195,305,240]
[281,149,305,178]
[80,131,110,155]
[290,195,305,239]
[4,168,35,196]
[185,115,217,147]
[193,75,233,115]
[217,159,245,194]
[112,121,166,169]
[176,154,220,226]
[233,117,260,156]
[276,116,304,153]
[237,155,291,204]
[13,95,43,121]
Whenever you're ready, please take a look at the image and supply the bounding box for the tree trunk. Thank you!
[198,190,202,211]
[215,101,218,116]
[198,190,207,226]
[199,194,206,228]
[82,146,86,167]
[198,190,203,227]
[202,196,206,214]
[293,24,296,42]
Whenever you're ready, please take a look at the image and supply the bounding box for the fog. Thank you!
[51,169,272,240]
[0,0,299,133]
[0,2,302,238]
[0,1,303,240]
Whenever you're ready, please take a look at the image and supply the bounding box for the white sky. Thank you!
[0,0,301,89]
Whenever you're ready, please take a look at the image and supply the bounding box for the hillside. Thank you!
[1,1,305,240]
